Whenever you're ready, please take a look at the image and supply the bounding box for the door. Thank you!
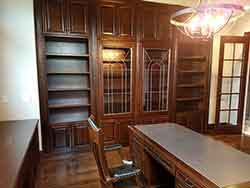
[68,0,88,35]
[43,0,66,33]
[51,127,72,152]
[72,124,89,149]
[99,4,116,36]
[216,36,249,133]
[117,5,135,38]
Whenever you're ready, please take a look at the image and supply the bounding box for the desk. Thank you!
[129,123,250,188]
[0,120,40,188]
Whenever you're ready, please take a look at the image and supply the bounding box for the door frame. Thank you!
[215,35,250,134]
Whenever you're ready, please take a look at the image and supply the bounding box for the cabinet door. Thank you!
[73,124,89,148]
[99,4,116,36]
[117,6,134,38]
[43,0,66,33]
[141,7,157,40]
[52,127,72,152]
[68,0,88,35]
[157,9,171,41]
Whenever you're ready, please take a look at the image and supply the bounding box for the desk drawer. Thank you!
[176,169,202,188]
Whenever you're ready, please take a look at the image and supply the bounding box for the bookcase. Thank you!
[173,33,211,133]
[45,36,91,152]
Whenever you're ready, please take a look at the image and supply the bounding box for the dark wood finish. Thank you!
[130,123,250,188]
[139,2,181,42]
[36,134,250,188]
[42,0,89,37]
[0,120,39,188]
[97,0,136,39]
[171,30,212,133]
[215,36,249,133]
[88,117,142,188]
[68,0,89,35]
[36,0,213,151]
[43,0,66,34]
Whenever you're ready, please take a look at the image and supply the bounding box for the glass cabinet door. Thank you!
[143,49,170,112]
[102,48,132,115]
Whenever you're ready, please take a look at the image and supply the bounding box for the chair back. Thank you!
[88,116,110,183]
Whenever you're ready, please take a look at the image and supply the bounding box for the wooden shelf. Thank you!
[177,83,204,88]
[176,97,202,102]
[179,56,206,61]
[48,88,91,92]
[178,70,205,74]
[49,104,91,109]
[46,53,89,58]
[47,72,90,75]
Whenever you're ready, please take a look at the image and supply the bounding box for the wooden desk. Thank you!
[130,123,250,188]
[0,120,40,188]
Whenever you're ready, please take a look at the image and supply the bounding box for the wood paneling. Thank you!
[43,0,89,36]
[98,1,135,39]
[141,6,156,40]
[73,124,89,148]
[100,4,116,36]
[117,6,134,37]
[52,127,72,152]
[43,0,66,33]
[68,0,88,35]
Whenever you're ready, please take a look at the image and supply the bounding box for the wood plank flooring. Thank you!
[36,134,250,188]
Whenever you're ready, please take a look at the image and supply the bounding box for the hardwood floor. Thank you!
[36,134,250,188]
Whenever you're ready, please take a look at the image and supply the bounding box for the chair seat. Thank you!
[110,164,141,180]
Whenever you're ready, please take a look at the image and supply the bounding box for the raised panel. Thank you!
[100,5,116,36]
[118,123,129,145]
[103,124,116,144]
[52,127,71,152]
[142,7,157,40]
[157,10,170,41]
[73,124,89,147]
[117,6,134,38]
[44,0,66,33]
[68,0,88,35]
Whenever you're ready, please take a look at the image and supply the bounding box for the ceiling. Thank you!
[144,0,250,7]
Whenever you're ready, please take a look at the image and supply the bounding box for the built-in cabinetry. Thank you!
[42,0,88,36]
[172,31,212,133]
[97,0,135,39]
[46,36,91,153]
[35,0,212,153]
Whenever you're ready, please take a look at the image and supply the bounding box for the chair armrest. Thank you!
[104,144,123,152]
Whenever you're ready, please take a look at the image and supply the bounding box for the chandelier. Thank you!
[170,0,245,38]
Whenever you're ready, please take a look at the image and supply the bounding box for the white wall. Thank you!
[0,0,41,137]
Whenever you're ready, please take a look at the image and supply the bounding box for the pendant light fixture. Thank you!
[170,0,245,38]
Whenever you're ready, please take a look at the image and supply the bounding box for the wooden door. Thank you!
[99,4,116,37]
[157,9,171,41]
[68,0,88,35]
[216,36,249,133]
[72,124,89,149]
[117,5,134,38]
[43,0,66,33]
[52,127,72,152]
[141,6,157,41]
